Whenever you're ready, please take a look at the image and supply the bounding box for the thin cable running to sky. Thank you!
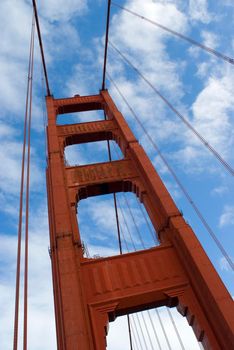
[109,42,234,177]
[32,0,51,95]
[114,148,185,350]
[113,144,159,245]
[13,13,35,350]
[111,2,234,65]
[107,72,234,271]
[102,0,112,90]
[119,204,178,350]
[23,15,35,350]
[103,114,133,348]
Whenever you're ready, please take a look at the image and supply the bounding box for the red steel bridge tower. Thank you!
[46,90,234,350]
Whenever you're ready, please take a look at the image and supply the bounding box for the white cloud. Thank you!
[219,205,234,227]
[39,0,88,22]
[0,139,43,196]
[0,1,32,60]
[211,186,228,196]
[201,30,219,49]
[0,206,56,349]
[219,256,233,271]
[191,69,234,157]
[189,0,211,23]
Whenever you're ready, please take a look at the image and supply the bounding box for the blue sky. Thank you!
[0,0,233,349]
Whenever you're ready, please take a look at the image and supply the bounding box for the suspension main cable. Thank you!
[102,0,112,90]
[23,14,35,350]
[13,13,35,350]
[32,0,51,95]
[109,42,234,177]
[107,73,234,271]
[111,2,234,65]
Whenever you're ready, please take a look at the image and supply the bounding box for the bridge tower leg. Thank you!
[46,90,234,350]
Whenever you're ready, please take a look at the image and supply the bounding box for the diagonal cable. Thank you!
[109,41,234,177]
[107,73,234,271]
[111,2,234,65]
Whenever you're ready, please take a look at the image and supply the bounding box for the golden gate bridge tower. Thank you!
[13,1,234,349]
[46,90,234,350]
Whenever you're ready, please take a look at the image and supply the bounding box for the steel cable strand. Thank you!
[32,0,51,95]
[119,211,162,350]
[112,141,159,246]
[103,122,133,347]
[119,222,131,252]
[107,72,234,271]
[135,313,149,350]
[108,85,202,349]
[109,42,234,177]
[102,0,112,90]
[13,13,35,350]
[155,309,172,350]
[23,15,35,350]
[122,194,146,249]
[166,308,186,350]
[111,2,234,65]
[130,320,141,350]
[147,310,163,350]
[40,65,48,164]
[140,312,154,350]
[131,315,145,350]
[116,198,137,251]
[135,197,158,245]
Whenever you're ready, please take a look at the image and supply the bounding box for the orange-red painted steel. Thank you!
[46,90,234,349]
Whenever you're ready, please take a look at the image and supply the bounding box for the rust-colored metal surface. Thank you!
[46,90,234,350]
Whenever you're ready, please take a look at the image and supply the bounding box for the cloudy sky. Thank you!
[0,0,233,349]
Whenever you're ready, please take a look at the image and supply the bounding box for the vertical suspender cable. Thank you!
[110,82,194,350]
[13,13,35,350]
[140,313,154,350]
[23,14,35,350]
[155,309,172,350]
[166,308,186,350]
[130,323,141,350]
[102,1,133,343]
[105,137,133,349]
[131,315,145,350]
[136,199,158,244]
[117,200,137,250]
